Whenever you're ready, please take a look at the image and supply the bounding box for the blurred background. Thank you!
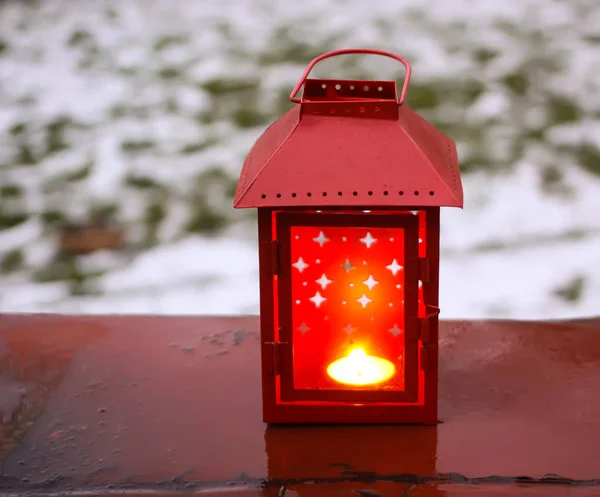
[0,0,598,319]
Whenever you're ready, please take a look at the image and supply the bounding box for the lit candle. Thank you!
[327,348,395,386]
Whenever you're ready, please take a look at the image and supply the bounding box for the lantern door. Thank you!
[275,212,420,404]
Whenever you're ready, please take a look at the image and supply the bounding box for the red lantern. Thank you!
[234,49,463,425]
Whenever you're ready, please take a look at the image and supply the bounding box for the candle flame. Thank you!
[327,348,395,386]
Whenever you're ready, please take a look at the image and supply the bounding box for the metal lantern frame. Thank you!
[234,49,463,425]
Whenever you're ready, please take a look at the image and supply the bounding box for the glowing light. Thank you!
[292,257,309,273]
[357,293,372,308]
[360,232,377,248]
[386,259,403,276]
[341,259,355,273]
[313,231,330,247]
[316,273,332,290]
[309,291,326,307]
[327,348,395,386]
[297,323,310,334]
[362,274,379,290]
[343,324,356,335]
[389,324,402,337]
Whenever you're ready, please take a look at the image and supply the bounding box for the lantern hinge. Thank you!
[418,258,430,283]
[266,337,286,376]
[419,306,440,344]
[271,240,280,275]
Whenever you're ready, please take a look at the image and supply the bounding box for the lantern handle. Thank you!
[289,48,412,105]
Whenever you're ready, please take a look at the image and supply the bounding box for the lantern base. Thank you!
[262,404,438,426]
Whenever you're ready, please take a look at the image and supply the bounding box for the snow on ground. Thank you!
[3,163,599,320]
[0,0,599,320]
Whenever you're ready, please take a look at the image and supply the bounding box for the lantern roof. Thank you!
[234,50,463,210]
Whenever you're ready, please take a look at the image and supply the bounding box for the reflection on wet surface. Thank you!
[1,315,600,495]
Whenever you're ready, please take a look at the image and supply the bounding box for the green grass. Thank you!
[158,67,183,80]
[575,143,600,176]
[68,29,93,47]
[9,122,26,136]
[121,140,156,153]
[201,78,259,96]
[0,184,24,198]
[502,71,530,96]
[15,144,38,165]
[125,174,161,189]
[232,107,270,129]
[180,139,219,155]
[406,84,440,110]
[186,203,228,236]
[547,95,580,124]
[40,210,66,227]
[153,34,188,51]
[65,160,93,182]
[554,275,586,302]
[0,208,28,229]
[0,249,24,273]
[45,116,72,154]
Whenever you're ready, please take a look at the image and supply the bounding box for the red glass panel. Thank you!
[288,225,408,392]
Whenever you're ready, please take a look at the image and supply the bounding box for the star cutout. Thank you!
[343,324,356,335]
[386,259,403,276]
[341,259,355,273]
[362,275,379,290]
[309,291,326,308]
[297,323,310,334]
[359,232,377,248]
[313,231,329,247]
[316,273,332,290]
[357,293,372,308]
[292,257,309,273]
[389,324,402,337]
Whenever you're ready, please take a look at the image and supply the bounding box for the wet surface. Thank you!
[1,314,600,496]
